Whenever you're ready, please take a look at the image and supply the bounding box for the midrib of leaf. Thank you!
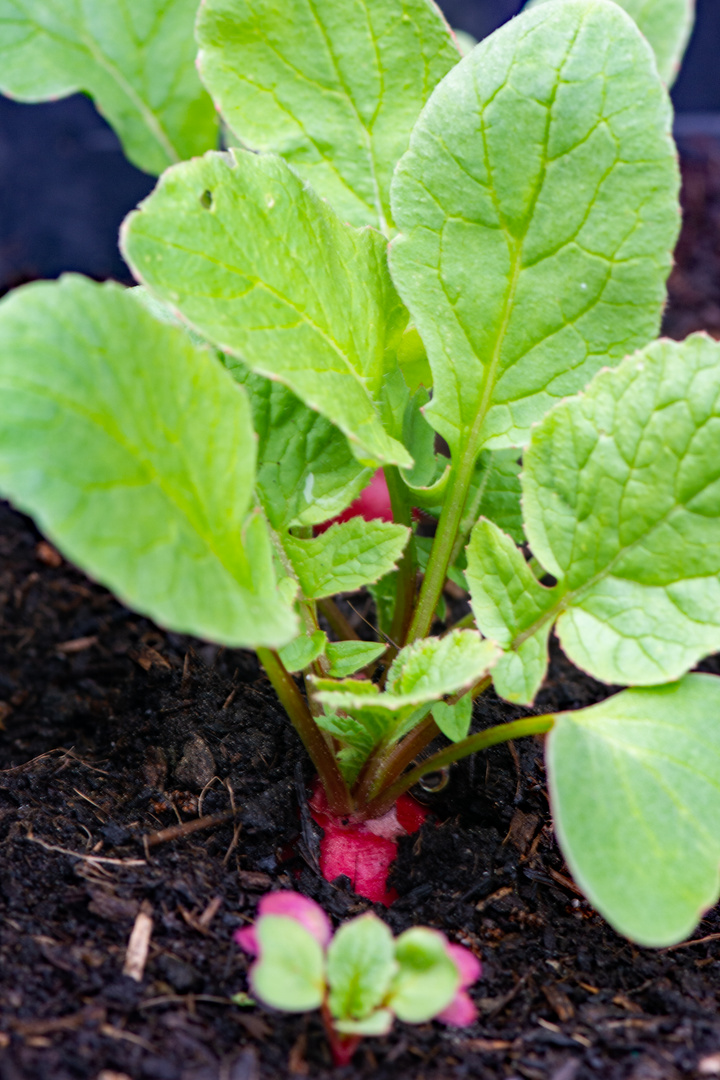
[30,0,180,166]
[452,15,586,469]
[150,235,379,397]
[3,369,256,587]
[78,27,179,165]
[309,0,387,232]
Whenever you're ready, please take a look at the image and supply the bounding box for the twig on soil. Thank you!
[25,830,145,866]
[122,901,153,982]
[55,634,98,654]
[11,1006,106,1036]
[663,932,720,951]
[139,994,243,1009]
[222,779,242,867]
[143,810,233,851]
[100,1024,155,1052]
[197,774,222,818]
[479,968,535,1019]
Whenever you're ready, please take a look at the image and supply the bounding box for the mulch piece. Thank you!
[2,145,720,1080]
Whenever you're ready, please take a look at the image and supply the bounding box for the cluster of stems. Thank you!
[259,458,554,820]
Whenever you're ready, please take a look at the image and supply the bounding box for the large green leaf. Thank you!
[469,335,720,691]
[547,675,720,946]
[389,0,679,461]
[122,149,411,469]
[283,519,410,601]
[525,0,695,86]
[0,276,296,649]
[130,289,372,529]
[195,0,460,230]
[524,334,720,686]
[0,0,217,174]
[327,914,396,1021]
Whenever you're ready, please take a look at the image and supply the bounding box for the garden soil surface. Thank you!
[3,139,720,1080]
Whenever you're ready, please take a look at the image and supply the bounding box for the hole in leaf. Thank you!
[200,189,213,210]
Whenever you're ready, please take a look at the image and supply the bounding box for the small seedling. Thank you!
[235,891,481,1065]
[0,0,716,949]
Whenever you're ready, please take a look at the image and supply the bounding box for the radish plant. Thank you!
[234,891,481,1065]
[0,0,713,948]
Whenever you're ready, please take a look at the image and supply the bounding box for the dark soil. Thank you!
[2,144,720,1080]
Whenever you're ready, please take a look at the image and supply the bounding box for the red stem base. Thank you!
[309,782,427,905]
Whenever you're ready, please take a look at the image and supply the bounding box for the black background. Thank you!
[0,0,717,292]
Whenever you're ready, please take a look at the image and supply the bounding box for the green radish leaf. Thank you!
[466,519,560,704]
[284,520,410,601]
[327,914,396,1021]
[453,29,478,56]
[252,915,326,1012]
[525,0,694,86]
[279,630,328,674]
[195,0,460,230]
[315,710,382,785]
[433,694,473,742]
[547,674,720,946]
[389,0,679,461]
[122,150,411,469]
[125,294,372,529]
[232,369,372,531]
[0,0,217,174]
[468,450,524,545]
[0,276,296,649]
[314,630,500,712]
[389,928,459,1023]
[368,572,398,639]
[326,641,388,679]
[334,1009,394,1036]
[397,326,433,395]
[414,536,467,591]
[520,334,720,687]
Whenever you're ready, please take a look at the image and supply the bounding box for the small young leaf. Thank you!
[547,674,720,946]
[279,630,328,674]
[232,369,372,530]
[315,710,382,785]
[122,150,411,469]
[195,0,460,230]
[0,276,296,649]
[252,915,326,1012]
[0,0,217,174]
[390,0,679,460]
[327,913,396,1021]
[386,630,496,701]
[521,334,720,687]
[334,1009,394,1036]
[433,695,473,742]
[315,631,500,712]
[526,0,694,86]
[389,928,459,1023]
[326,641,388,679]
[283,520,410,601]
[466,519,560,704]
